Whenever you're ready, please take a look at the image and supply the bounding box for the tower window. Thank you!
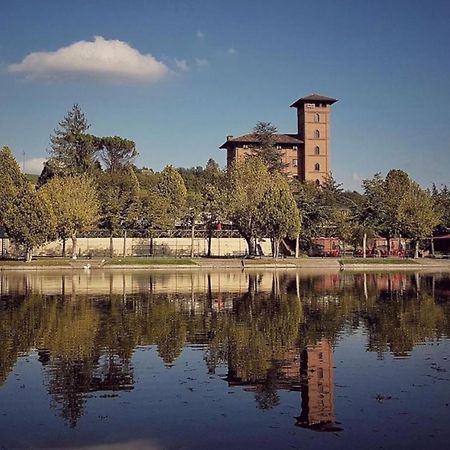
[314,130,320,139]
[314,146,320,155]
[292,159,298,167]
[315,163,320,171]
[314,113,320,123]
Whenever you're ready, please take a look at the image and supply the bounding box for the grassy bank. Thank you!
[106,257,196,266]
[339,257,419,265]
[0,257,197,267]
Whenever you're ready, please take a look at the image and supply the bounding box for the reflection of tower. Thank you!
[296,339,341,431]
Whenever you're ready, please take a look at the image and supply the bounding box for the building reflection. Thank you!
[296,339,342,431]
[1,270,450,428]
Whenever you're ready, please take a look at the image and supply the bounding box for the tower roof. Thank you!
[290,94,338,108]
[220,133,302,149]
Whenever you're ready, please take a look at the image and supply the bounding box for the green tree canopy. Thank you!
[227,158,271,255]
[0,146,55,260]
[41,104,99,182]
[398,182,441,258]
[157,165,187,223]
[258,173,301,258]
[98,136,138,173]
[40,175,100,258]
[227,158,300,256]
[250,121,287,173]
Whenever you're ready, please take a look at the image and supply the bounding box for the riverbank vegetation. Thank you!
[1,105,449,261]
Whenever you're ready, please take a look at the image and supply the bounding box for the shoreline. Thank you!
[1,257,450,272]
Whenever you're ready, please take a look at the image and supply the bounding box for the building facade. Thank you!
[220,94,337,185]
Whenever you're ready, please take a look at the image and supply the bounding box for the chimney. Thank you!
[227,135,234,141]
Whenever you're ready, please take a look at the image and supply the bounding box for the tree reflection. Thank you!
[0,270,450,428]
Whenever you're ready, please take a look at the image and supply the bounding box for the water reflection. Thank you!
[1,270,450,432]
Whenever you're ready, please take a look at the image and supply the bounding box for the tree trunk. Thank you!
[363,232,367,259]
[387,235,391,257]
[25,247,33,262]
[295,235,300,258]
[71,233,78,259]
[244,235,255,256]
[150,236,154,256]
[207,231,212,257]
[123,229,127,257]
[274,238,280,259]
[430,235,435,257]
[190,222,195,258]
[62,238,66,257]
[414,240,419,259]
[109,231,114,258]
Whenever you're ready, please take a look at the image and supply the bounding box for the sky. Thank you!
[1,0,450,190]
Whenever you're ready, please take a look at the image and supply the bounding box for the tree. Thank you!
[0,146,23,221]
[203,158,221,185]
[97,168,140,257]
[40,176,100,259]
[431,184,450,234]
[42,104,99,181]
[227,158,300,256]
[332,209,359,254]
[227,158,271,255]
[382,169,411,253]
[250,122,287,173]
[184,191,204,257]
[156,165,187,223]
[99,136,138,173]
[0,146,55,261]
[321,173,344,208]
[258,173,301,258]
[132,191,173,231]
[294,181,333,252]
[397,183,441,258]
[361,170,412,256]
[202,184,229,257]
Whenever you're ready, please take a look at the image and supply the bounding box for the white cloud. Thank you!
[174,58,189,72]
[227,47,237,55]
[196,31,205,40]
[195,58,209,67]
[22,158,46,174]
[8,36,169,83]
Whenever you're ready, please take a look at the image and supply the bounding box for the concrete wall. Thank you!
[12,236,274,258]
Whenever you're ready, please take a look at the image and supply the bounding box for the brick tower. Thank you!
[290,94,337,185]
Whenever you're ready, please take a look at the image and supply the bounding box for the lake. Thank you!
[1,269,449,449]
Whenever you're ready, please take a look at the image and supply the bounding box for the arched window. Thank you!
[314,129,320,139]
[314,146,320,155]
[315,163,320,171]
[315,179,321,186]
[314,113,320,123]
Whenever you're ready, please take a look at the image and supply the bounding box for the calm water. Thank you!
[0,269,449,449]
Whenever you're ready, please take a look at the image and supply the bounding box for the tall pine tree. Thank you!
[39,104,99,184]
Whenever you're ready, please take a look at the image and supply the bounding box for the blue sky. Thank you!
[1,0,449,190]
